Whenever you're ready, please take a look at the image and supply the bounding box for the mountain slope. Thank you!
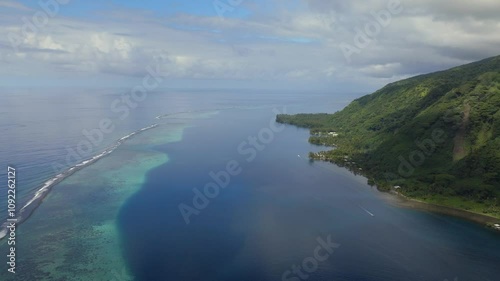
[277,55,500,217]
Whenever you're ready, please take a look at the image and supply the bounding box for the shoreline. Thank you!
[378,189,500,231]
[309,156,500,232]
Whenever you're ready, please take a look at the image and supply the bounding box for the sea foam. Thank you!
[0,124,159,240]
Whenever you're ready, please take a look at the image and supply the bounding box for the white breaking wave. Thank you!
[0,124,159,240]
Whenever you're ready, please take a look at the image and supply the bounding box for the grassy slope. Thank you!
[277,55,500,218]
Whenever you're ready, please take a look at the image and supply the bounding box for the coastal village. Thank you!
[307,131,500,233]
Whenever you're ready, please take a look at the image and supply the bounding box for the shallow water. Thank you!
[1,89,499,281]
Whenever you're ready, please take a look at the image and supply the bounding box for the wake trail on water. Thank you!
[0,124,159,240]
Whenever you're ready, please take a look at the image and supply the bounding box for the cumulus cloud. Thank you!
[0,0,499,90]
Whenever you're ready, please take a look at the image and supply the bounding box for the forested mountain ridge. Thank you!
[277,55,500,217]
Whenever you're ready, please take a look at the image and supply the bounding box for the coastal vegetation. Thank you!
[277,55,500,218]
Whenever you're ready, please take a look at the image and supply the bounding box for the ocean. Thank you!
[1,89,499,281]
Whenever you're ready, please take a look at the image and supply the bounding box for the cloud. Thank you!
[305,0,351,14]
[0,0,31,11]
[409,0,500,20]
[0,0,499,90]
[360,63,402,78]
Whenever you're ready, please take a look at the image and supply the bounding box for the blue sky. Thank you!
[1,0,499,91]
[20,1,209,15]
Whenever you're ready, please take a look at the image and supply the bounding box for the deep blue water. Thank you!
[1,88,342,228]
[2,89,500,281]
[118,106,500,281]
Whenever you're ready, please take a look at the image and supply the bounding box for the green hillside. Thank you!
[277,55,500,218]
